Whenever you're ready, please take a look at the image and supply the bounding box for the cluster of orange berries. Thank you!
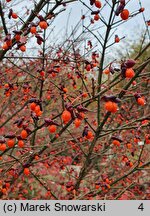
[90,0,102,8]
[2,33,12,50]
[1,11,48,52]
[122,156,133,167]
[4,83,17,97]
[30,102,42,117]
[0,181,10,195]
[0,138,16,151]
[61,106,87,130]
[0,128,29,151]
[89,0,102,22]
[95,178,111,191]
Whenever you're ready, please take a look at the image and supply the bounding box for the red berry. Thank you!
[30,102,36,111]
[24,168,30,176]
[20,45,26,52]
[7,139,15,148]
[125,68,135,78]
[39,21,48,29]
[86,64,91,71]
[120,9,129,20]
[34,105,41,113]
[126,143,132,149]
[103,68,110,74]
[112,140,120,146]
[115,35,120,43]
[18,140,24,148]
[74,118,81,128]
[12,13,18,19]
[139,8,145,13]
[48,125,57,133]
[105,101,118,113]
[86,131,93,139]
[94,14,100,21]
[137,97,145,106]
[0,144,6,151]
[30,26,36,34]
[21,130,28,139]
[15,34,21,41]
[2,43,9,50]
[95,1,102,9]
[61,110,71,123]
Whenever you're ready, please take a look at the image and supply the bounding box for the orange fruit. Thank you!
[30,26,36,34]
[125,68,135,78]
[18,140,24,148]
[34,105,41,113]
[105,101,118,113]
[1,188,7,194]
[111,102,118,113]
[63,87,68,93]
[48,125,57,133]
[40,71,45,76]
[74,118,81,128]
[95,184,100,189]
[21,130,28,139]
[24,168,30,176]
[86,64,91,71]
[20,45,26,52]
[126,143,132,149]
[103,68,110,74]
[0,144,6,151]
[39,21,48,29]
[82,92,88,98]
[120,9,129,20]
[137,98,145,106]
[61,110,71,123]
[112,140,120,146]
[36,110,42,116]
[95,1,102,8]
[30,102,36,111]
[2,42,9,50]
[12,13,18,19]
[6,40,12,47]
[115,36,120,43]
[86,131,93,139]
[15,34,21,41]
[94,14,100,21]
[7,139,15,148]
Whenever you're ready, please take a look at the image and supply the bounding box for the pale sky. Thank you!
[1,0,150,59]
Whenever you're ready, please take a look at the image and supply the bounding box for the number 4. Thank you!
[138,203,144,211]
